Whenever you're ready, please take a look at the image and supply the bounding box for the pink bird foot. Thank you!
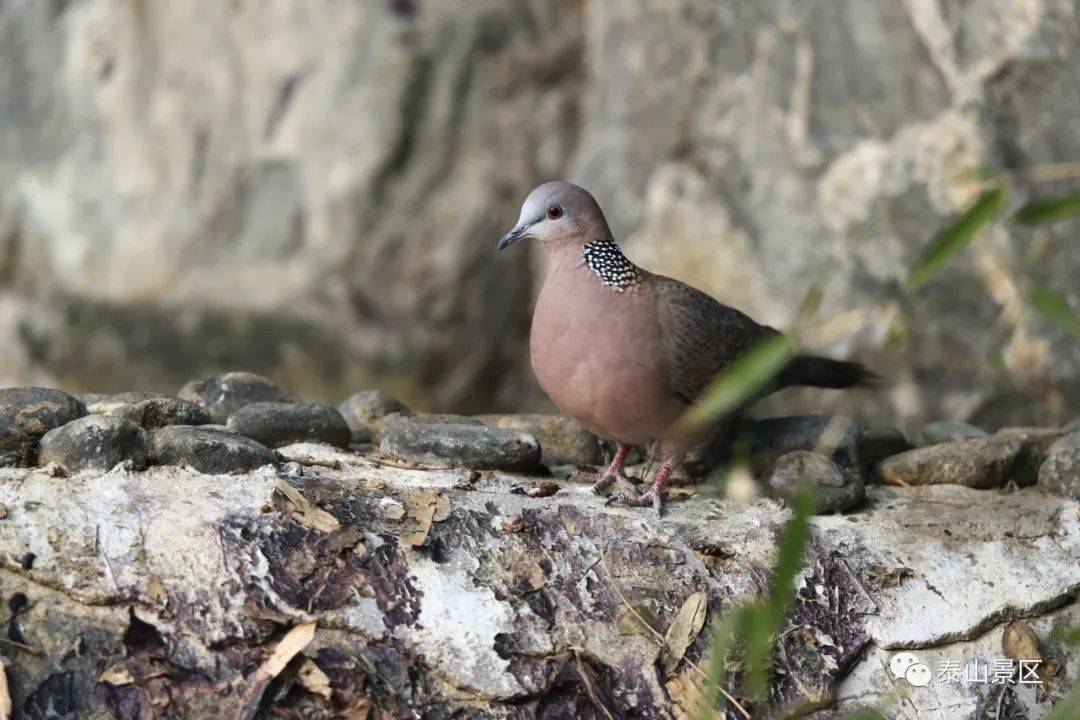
[612,462,672,516]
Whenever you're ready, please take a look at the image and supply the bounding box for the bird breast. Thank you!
[529,266,683,446]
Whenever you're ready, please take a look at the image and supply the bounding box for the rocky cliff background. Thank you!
[1,0,1078,430]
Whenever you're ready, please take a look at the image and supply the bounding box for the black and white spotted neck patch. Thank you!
[582,238,641,291]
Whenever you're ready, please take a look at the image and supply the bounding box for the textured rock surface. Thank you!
[0,450,1076,718]
[379,418,542,471]
[105,396,211,430]
[877,436,1023,489]
[338,390,410,442]
[178,372,298,424]
[743,415,863,479]
[0,420,33,467]
[1039,432,1080,500]
[228,401,351,449]
[476,413,604,467]
[767,450,865,513]
[149,424,277,474]
[0,387,87,438]
[1,2,1078,424]
[36,414,148,472]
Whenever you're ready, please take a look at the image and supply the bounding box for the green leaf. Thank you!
[907,186,1006,292]
[1014,194,1080,226]
[1030,288,1080,338]
[679,334,796,431]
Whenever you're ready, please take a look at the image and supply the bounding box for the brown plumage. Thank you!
[498,181,876,513]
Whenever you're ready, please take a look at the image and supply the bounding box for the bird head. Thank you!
[498,181,611,251]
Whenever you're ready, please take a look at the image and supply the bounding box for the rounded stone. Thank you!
[876,437,1022,489]
[149,425,277,474]
[379,420,541,471]
[178,372,298,424]
[919,420,987,446]
[338,390,410,440]
[857,426,910,476]
[475,413,603,467]
[107,397,211,430]
[0,421,34,468]
[37,415,148,472]
[0,387,87,438]
[1038,432,1080,500]
[227,402,351,448]
[743,415,863,479]
[767,450,865,513]
[85,391,168,415]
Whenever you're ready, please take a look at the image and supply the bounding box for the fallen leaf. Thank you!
[665,668,707,720]
[523,482,560,498]
[274,478,340,533]
[237,621,318,720]
[0,657,11,720]
[1003,619,1056,689]
[402,490,452,547]
[501,515,526,533]
[146,576,168,604]
[297,659,332,700]
[660,591,708,675]
[99,665,135,687]
[509,556,546,593]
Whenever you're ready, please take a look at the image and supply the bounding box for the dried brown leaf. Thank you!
[665,668,707,720]
[274,478,340,533]
[402,489,452,547]
[523,482,561,498]
[99,665,135,687]
[661,591,708,675]
[1003,619,1055,689]
[297,659,332,700]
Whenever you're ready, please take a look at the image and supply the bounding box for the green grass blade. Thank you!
[1030,288,1080,338]
[1014,194,1080,226]
[906,186,1006,292]
[679,334,796,431]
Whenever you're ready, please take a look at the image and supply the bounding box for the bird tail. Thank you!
[777,354,881,390]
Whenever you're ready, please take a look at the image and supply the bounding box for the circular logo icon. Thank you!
[905,663,932,687]
[889,652,919,680]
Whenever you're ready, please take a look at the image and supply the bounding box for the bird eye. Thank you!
[547,205,563,220]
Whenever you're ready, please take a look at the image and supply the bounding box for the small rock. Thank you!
[338,390,410,442]
[475,414,603,466]
[86,391,167,415]
[107,397,211,430]
[228,402,351,448]
[919,420,987,446]
[380,420,541,471]
[1038,432,1080,500]
[150,425,277,474]
[76,393,109,407]
[995,427,1066,486]
[767,451,864,513]
[371,412,484,443]
[877,437,1022,489]
[0,421,34,468]
[178,372,298,424]
[742,415,863,479]
[857,426,910,476]
[0,387,87,438]
[37,415,149,472]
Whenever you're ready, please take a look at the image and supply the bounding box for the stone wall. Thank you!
[1,0,1079,428]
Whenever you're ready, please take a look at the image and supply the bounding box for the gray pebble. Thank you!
[475,413,603,467]
[0,387,87,438]
[380,420,541,471]
[178,372,297,424]
[767,450,865,513]
[877,436,1022,489]
[107,397,211,430]
[150,425,276,474]
[338,390,409,442]
[228,402,351,448]
[1038,432,1080,500]
[919,420,987,446]
[38,415,148,472]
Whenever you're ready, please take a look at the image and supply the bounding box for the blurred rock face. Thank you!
[0,1,1077,426]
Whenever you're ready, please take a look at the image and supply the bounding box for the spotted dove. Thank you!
[498,181,876,513]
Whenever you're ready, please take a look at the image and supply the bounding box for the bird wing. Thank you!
[652,275,780,404]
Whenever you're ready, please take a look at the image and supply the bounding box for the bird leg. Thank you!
[576,443,633,493]
[621,462,673,515]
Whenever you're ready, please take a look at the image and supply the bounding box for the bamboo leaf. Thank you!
[679,334,796,431]
[1030,288,1080,338]
[907,186,1006,292]
[1014,194,1080,226]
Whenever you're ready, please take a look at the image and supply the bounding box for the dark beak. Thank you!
[497,224,527,251]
